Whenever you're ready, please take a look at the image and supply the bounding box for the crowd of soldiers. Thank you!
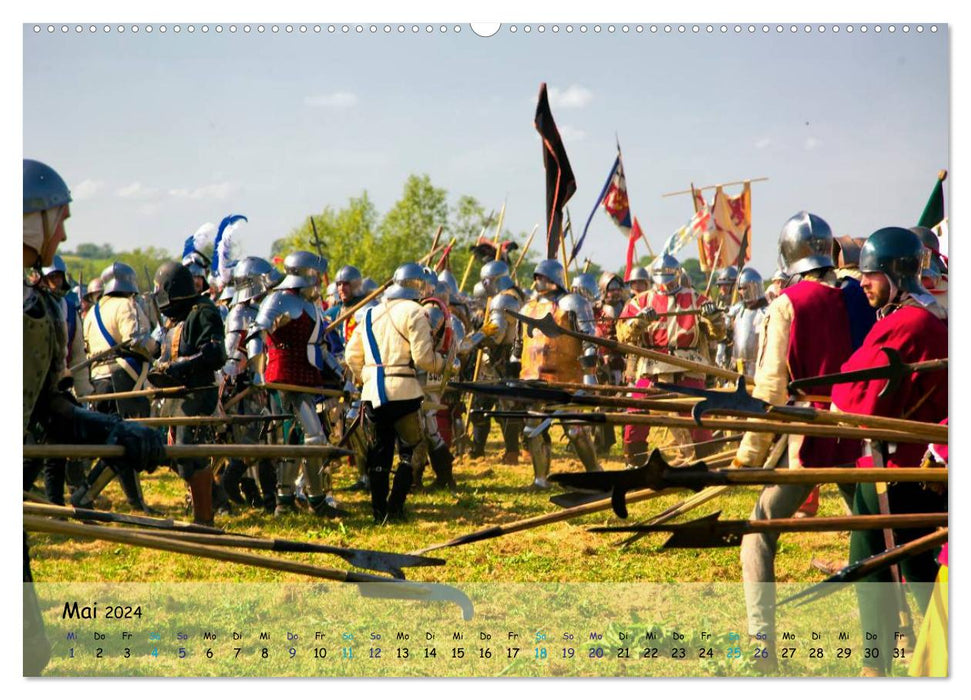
[24,158,948,676]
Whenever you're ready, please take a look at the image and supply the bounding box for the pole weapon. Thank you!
[24,515,473,619]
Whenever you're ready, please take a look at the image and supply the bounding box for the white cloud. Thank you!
[115,182,157,199]
[558,125,586,142]
[804,137,822,151]
[168,182,235,200]
[304,92,359,108]
[72,179,105,200]
[547,84,593,109]
[755,137,772,150]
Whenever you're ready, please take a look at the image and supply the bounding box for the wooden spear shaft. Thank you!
[578,412,943,445]
[129,414,291,427]
[412,488,672,555]
[511,224,540,278]
[658,467,946,487]
[79,385,217,403]
[23,443,353,460]
[320,238,451,336]
[24,515,395,584]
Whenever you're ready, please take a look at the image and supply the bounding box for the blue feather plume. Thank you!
[213,214,248,284]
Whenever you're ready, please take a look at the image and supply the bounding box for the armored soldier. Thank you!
[345,263,448,521]
[249,251,344,517]
[148,262,227,525]
[182,249,211,296]
[219,256,277,511]
[75,260,160,512]
[414,289,460,491]
[912,225,948,310]
[764,268,788,304]
[727,267,769,378]
[460,260,527,463]
[830,228,947,676]
[732,212,876,671]
[712,265,739,370]
[594,271,627,385]
[616,254,726,465]
[80,276,103,318]
[513,259,601,488]
[28,256,95,504]
[23,159,164,675]
[323,264,369,356]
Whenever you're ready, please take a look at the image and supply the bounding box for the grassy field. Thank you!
[29,426,911,677]
[29,427,851,585]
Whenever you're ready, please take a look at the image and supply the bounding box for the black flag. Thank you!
[534,83,577,260]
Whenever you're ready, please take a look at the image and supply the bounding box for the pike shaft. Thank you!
[23,444,351,460]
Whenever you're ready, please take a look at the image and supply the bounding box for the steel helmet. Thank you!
[153,261,198,316]
[480,259,514,295]
[833,235,863,269]
[716,265,739,288]
[420,266,439,296]
[386,262,425,301]
[276,251,328,291]
[84,276,104,303]
[737,267,765,305]
[778,211,834,276]
[650,254,682,295]
[232,256,274,304]
[335,265,363,297]
[626,266,650,283]
[859,227,927,296]
[361,277,379,295]
[101,262,139,296]
[533,259,567,292]
[439,269,460,298]
[570,272,600,302]
[24,159,71,214]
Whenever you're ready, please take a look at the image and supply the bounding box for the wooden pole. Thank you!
[23,443,353,461]
[79,385,217,403]
[662,177,769,198]
[24,515,396,584]
[510,224,540,279]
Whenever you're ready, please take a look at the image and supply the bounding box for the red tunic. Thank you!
[831,304,947,468]
[621,288,709,350]
[265,313,325,387]
[782,280,859,467]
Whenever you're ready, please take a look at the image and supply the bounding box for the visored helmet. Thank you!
[153,261,197,315]
[277,251,328,291]
[737,267,765,305]
[101,262,139,296]
[182,251,211,280]
[778,211,834,276]
[859,227,927,296]
[650,254,682,295]
[480,259,514,295]
[716,265,739,288]
[533,259,567,293]
[570,272,600,302]
[386,262,425,301]
[24,159,72,215]
[472,281,487,301]
[218,285,236,303]
[232,256,274,304]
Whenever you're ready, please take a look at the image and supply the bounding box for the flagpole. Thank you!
[662,177,769,198]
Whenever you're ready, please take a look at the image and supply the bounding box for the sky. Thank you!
[23,20,948,277]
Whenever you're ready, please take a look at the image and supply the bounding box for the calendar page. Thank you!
[19,2,951,689]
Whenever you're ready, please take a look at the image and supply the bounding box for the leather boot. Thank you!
[428,444,456,490]
[187,467,214,526]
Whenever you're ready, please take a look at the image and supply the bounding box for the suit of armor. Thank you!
[251,288,343,516]
[462,285,526,461]
[514,289,601,486]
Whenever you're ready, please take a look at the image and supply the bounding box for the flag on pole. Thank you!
[918,170,948,231]
[699,183,752,272]
[572,147,633,264]
[534,83,577,260]
[625,217,645,280]
[664,205,711,257]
